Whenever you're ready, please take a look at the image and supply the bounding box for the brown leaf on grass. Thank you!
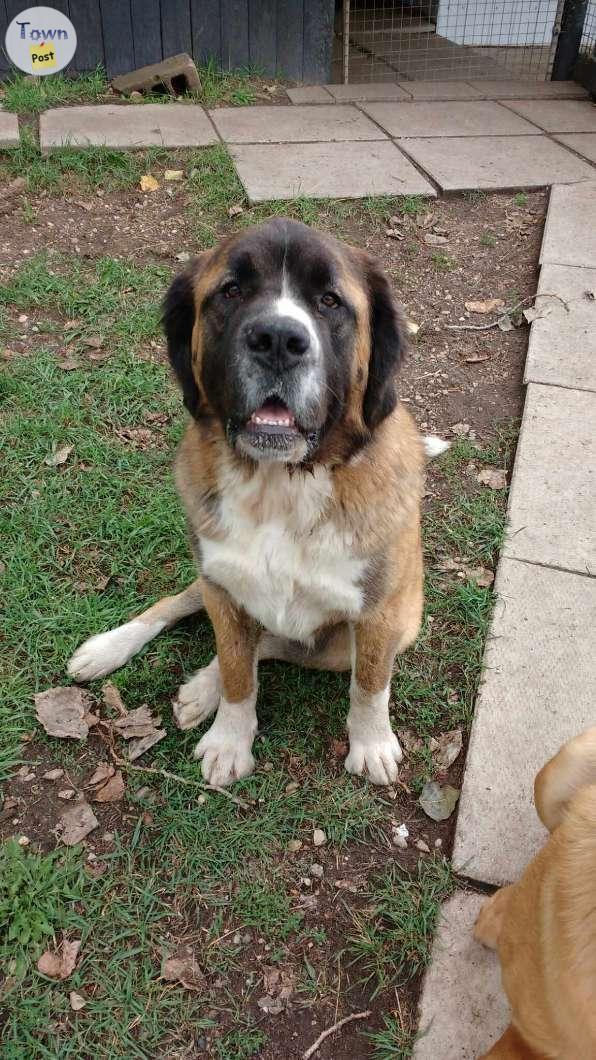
[140,174,159,193]
[86,763,114,787]
[258,966,295,1014]
[465,566,494,588]
[465,298,504,314]
[56,359,79,371]
[397,729,424,754]
[164,169,184,182]
[35,687,94,739]
[44,444,74,467]
[81,336,103,349]
[477,468,507,489]
[101,681,127,717]
[228,204,244,217]
[113,705,158,739]
[54,800,99,846]
[69,991,87,1011]
[127,729,166,761]
[37,939,81,980]
[92,770,125,803]
[430,729,463,771]
[161,951,204,990]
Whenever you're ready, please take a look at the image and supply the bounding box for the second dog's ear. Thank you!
[162,256,208,418]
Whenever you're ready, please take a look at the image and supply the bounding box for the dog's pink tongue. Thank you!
[250,402,296,427]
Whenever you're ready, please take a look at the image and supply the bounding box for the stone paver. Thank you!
[400,80,483,100]
[0,111,19,146]
[413,893,509,1060]
[40,104,218,150]
[504,98,596,133]
[540,182,596,267]
[525,264,596,392]
[229,140,435,203]
[324,82,410,101]
[467,79,588,99]
[286,86,333,104]
[210,104,386,143]
[360,101,540,138]
[504,383,595,573]
[453,558,596,885]
[553,132,596,164]
[400,135,595,191]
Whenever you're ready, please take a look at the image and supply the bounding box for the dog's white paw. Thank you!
[344,731,403,785]
[173,658,221,730]
[67,619,164,681]
[193,696,257,787]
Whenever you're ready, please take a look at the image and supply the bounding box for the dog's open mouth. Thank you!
[245,398,300,436]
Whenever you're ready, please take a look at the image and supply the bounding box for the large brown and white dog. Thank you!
[68,218,446,787]
[474,726,596,1058]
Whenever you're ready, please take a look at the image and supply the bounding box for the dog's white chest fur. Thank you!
[200,464,365,642]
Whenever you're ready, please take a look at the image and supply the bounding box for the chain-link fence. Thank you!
[333,0,570,82]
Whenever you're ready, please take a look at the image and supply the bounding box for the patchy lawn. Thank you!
[0,140,544,1058]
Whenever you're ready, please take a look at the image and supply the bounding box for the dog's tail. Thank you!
[423,435,450,459]
[534,726,596,832]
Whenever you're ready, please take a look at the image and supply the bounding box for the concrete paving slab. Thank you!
[468,79,589,99]
[413,893,509,1060]
[504,98,596,133]
[0,111,19,146]
[553,132,596,163]
[525,264,596,392]
[39,104,218,149]
[229,140,436,203]
[400,135,595,191]
[324,82,410,101]
[210,104,386,143]
[360,101,540,138]
[504,383,595,573]
[453,558,596,885]
[286,86,333,104]
[399,80,484,100]
[540,182,596,267]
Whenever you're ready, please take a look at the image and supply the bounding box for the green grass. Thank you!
[1,68,108,113]
[366,1016,416,1060]
[0,244,511,1054]
[347,858,454,997]
[479,233,497,247]
[514,191,528,207]
[431,251,456,271]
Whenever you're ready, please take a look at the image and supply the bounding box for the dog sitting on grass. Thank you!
[68,217,447,788]
[474,726,596,1058]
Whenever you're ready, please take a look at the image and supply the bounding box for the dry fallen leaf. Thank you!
[113,705,157,739]
[164,169,184,182]
[407,320,420,336]
[81,336,103,349]
[44,444,74,468]
[258,966,295,1014]
[423,233,448,246]
[127,729,166,761]
[57,358,80,371]
[91,770,125,803]
[86,763,114,788]
[419,781,460,821]
[35,687,94,739]
[101,681,127,717]
[450,422,471,437]
[140,174,159,193]
[465,298,504,314]
[398,729,424,754]
[477,468,507,490]
[54,800,99,846]
[161,951,204,990]
[465,566,495,588]
[430,729,463,771]
[37,939,81,980]
[228,204,244,217]
[69,991,87,1011]
[465,352,490,363]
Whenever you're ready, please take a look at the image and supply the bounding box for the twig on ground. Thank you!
[105,741,251,810]
[302,1010,372,1060]
[446,291,569,331]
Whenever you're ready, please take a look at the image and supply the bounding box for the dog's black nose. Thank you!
[245,317,310,369]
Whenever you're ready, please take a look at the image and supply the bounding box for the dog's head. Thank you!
[163,217,407,465]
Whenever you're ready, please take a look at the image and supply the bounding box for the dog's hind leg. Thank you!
[68,579,204,682]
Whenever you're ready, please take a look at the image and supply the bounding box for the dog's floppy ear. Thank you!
[162,256,208,418]
[361,255,408,431]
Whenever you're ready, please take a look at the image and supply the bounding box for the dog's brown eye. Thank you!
[321,292,340,309]
[222,282,241,300]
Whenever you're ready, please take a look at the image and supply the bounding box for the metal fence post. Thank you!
[552,0,589,79]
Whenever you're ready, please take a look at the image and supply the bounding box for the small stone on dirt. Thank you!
[176,251,191,262]
[140,175,159,193]
[69,991,86,1011]
[312,828,326,847]
[228,204,244,217]
[477,467,507,489]
[415,839,431,853]
[465,298,504,314]
[285,781,299,794]
[310,863,324,878]
[423,233,448,246]
[18,835,30,846]
[42,768,64,781]
[288,839,302,853]
[58,789,76,800]
[392,822,409,849]
[164,170,184,182]
[35,686,94,740]
[419,781,460,822]
[55,800,99,846]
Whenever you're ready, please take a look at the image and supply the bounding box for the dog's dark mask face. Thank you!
[163,218,406,464]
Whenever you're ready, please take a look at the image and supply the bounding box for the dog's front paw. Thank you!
[345,731,403,785]
[173,658,221,730]
[193,696,257,787]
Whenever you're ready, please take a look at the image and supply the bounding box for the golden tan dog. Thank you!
[68,218,447,787]
[474,726,596,1058]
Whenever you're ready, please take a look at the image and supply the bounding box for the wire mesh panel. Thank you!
[577,0,596,85]
[336,0,566,81]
